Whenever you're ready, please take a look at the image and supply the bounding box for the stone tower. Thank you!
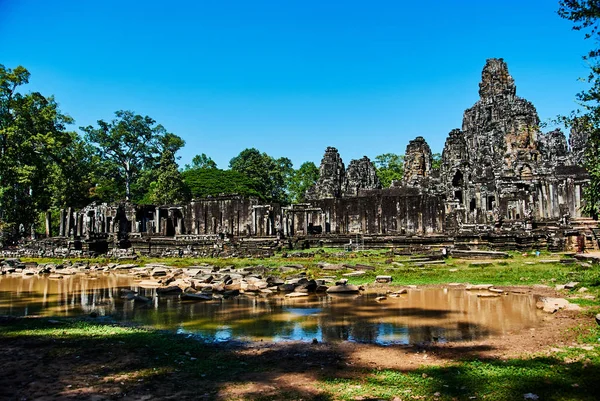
[403,136,433,186]
[342,156,382,197]
[305,147,345,200]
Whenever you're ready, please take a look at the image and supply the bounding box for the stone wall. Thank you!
[37,58,594,255]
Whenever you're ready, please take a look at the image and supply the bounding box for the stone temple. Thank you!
[18,59,598,257]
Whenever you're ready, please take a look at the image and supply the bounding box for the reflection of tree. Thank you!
[0,278,541,345]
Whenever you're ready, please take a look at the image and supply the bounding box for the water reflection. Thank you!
[0,274,542,344]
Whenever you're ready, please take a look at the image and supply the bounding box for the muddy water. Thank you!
[0,273,543,344]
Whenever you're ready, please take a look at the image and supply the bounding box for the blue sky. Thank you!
[0,0,591,169]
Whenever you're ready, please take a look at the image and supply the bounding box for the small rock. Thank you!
[375,296,387,302]
[595,314,600,326]
[564,282,579,290]
[555,284,565,291]
[578,287,588,293]
[375,275,393,283]
[524,394,539,400]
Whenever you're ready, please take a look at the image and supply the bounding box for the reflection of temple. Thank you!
[44,59,598,255]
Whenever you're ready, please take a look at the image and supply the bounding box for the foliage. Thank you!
[288,161,319,203]
[373,153,404,187]
[0,64,84,241]
[182,168,262,199]
[431,152,442,170]
[229,148,293,204]
[148,150,190,205]
[81,111,184,203]
[558,1,600,215]
[184,153,217,170]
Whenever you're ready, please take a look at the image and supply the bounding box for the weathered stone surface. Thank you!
[306,147,345,200]
[403,136,433,185]
[12,58,592,258]
[326,284,361,294]
[342,156,382,196]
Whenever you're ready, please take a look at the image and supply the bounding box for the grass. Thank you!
[7,250,600,400]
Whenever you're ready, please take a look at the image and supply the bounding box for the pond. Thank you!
[0,273,543,345]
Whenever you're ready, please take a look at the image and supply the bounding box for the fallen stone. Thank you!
[539,259,560,264]
[156,286,183,294]
[137,280,162,288]
[115,263,138,270]
[375,275,393,283]
[564,282,579,290]
[326,285,361,294]
[596,314,600,326]
[488,288,504,293]
[392,289,408,295]
[578,287,588,293]
[478,293,501,298]
[151,268,168,277]
[555,285,565,291]
[343,271,365,277]
[375,296,386,302]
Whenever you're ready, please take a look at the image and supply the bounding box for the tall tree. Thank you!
[149,150,189,204]
[0,64,79,241]
[229,148,293,204]
[81,111,184,202]
[288,161,319,203]
[374,153,404,187]
[185,153,217,170]
[558,0,600,215]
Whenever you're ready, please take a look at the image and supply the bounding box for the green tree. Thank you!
[182,168,262,198]
[149,150,189,204]
[374,153,404,187]
[288,161,319,203]
[81,111,184,203]
[0,64,81,241]
[229,148,293,204]
[558,0,600,215]
[431,153,442,170]
[185,153,217,170]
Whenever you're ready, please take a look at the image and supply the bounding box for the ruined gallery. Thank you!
[27,59,597,257]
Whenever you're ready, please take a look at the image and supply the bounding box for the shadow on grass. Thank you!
[1,315,599,401]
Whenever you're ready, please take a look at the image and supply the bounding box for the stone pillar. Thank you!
[177,218,183,235]
[155,208,160,234]
[65,207,72,237]
[59,209,65,237]
[77,213,83,237]
[45,211,51,237]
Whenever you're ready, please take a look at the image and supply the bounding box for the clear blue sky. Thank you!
[0,0,591,169]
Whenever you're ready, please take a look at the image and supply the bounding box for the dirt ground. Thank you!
[0,285,592,401]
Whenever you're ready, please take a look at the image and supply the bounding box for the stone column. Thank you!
[45,211,51,237]
[59,209,65,237]
[65,207,72,237]
[77,213,84,237]
[155,207,160,234]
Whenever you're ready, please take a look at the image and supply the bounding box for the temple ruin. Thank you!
[17,59,598,257]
